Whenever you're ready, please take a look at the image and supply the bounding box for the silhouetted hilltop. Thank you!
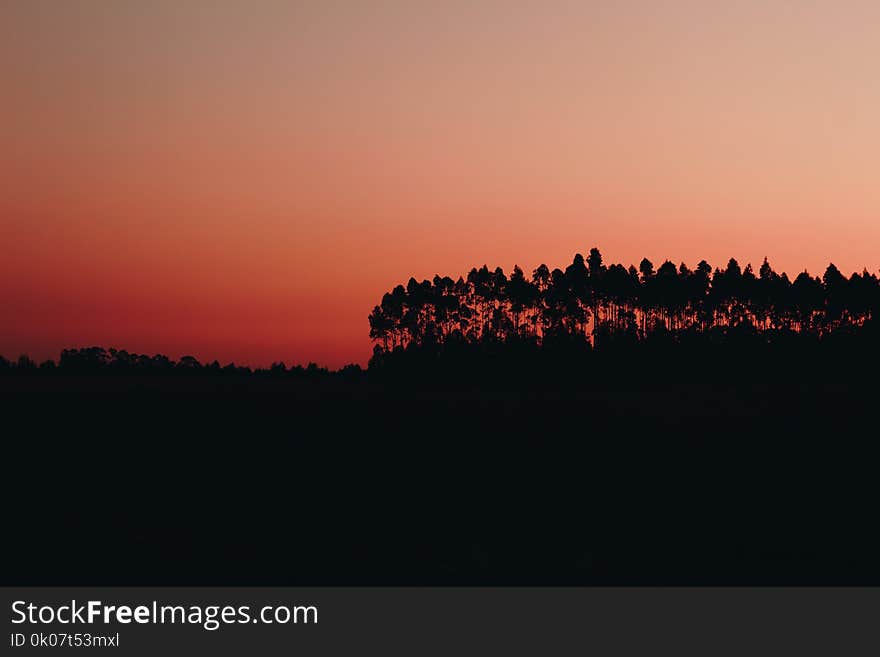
[4,248,880,586]
[366,248,880,379]
[6,249,879,380]
[369,248,879,353]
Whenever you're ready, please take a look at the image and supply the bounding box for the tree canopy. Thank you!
[368,249,880,359]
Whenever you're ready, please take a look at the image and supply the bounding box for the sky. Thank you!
[3,1,880,367]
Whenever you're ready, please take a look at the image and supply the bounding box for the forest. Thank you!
[3,248,878,376]
[369,248,880,354]
[4,248,880,586]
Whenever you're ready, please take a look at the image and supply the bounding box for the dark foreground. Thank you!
[3,370,879,585]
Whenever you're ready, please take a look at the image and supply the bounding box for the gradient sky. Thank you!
[3,1,880,367]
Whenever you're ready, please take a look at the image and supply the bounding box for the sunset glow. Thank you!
[4,1,880,366]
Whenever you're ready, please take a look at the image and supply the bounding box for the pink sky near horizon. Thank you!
[3,1,880,367]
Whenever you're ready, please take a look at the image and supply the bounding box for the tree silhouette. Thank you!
[4,246,879,376]
[366,247,880,363]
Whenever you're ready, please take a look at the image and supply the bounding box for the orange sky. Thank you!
[3,1,880,367]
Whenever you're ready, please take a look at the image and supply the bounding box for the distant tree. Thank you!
[177,355,202,371]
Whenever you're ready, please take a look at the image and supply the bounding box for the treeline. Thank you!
[6,248,880,378]
[0,347,363,378]
[368,247,880,355]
